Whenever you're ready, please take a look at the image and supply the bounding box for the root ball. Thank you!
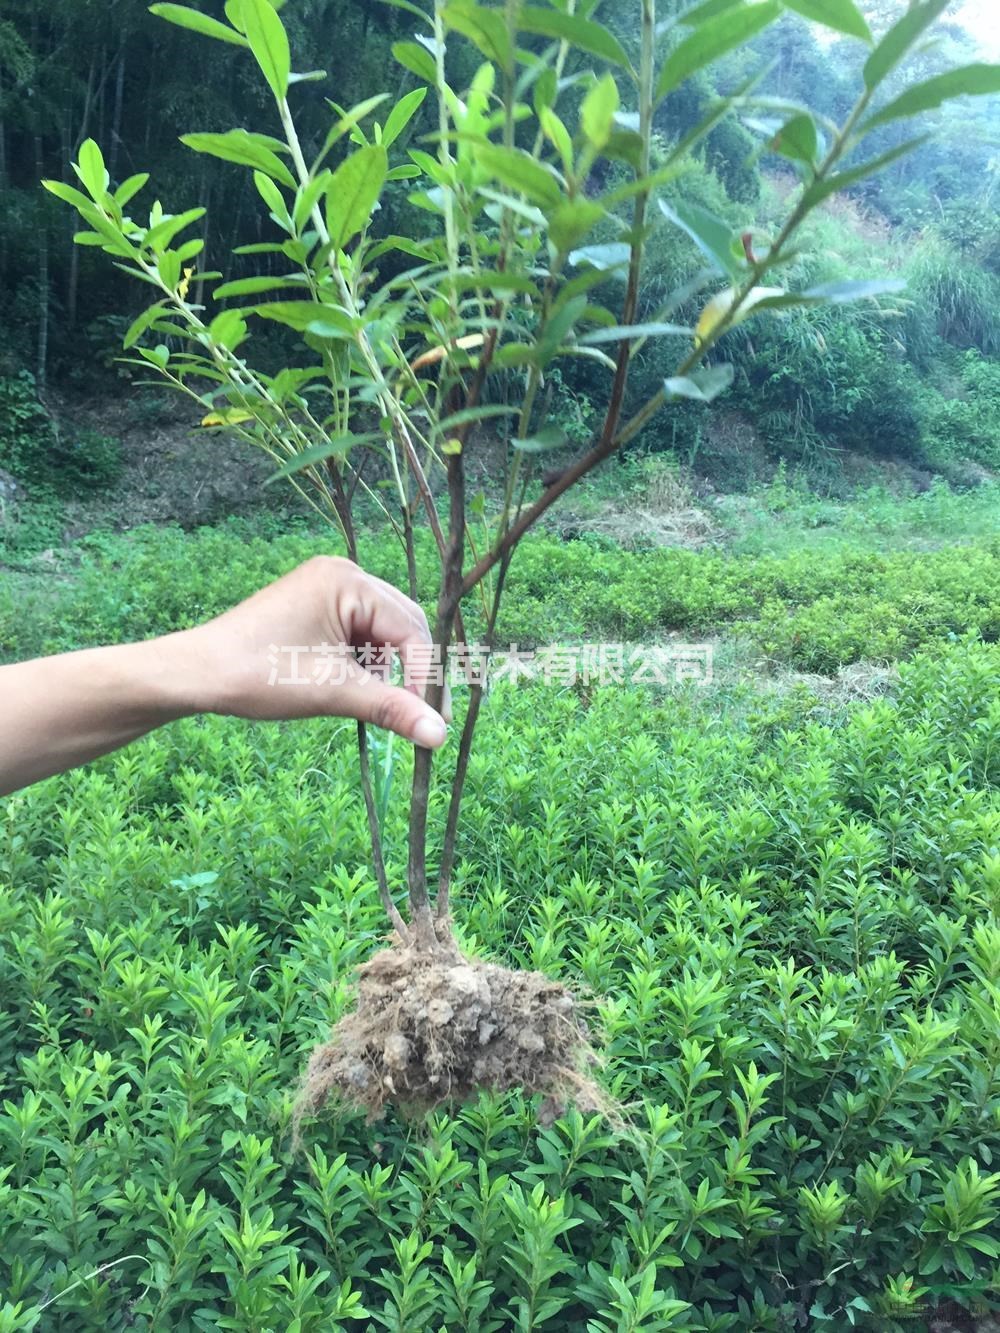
[294,935,606,1130]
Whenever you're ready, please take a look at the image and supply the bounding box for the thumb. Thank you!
[338,666,448,749]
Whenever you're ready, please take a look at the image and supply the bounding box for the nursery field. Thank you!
[3,516,1000,1330]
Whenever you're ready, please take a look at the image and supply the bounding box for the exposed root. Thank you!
[292,928,608,1139]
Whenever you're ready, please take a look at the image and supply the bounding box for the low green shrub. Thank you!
[923,351,1000,471]
[1,642,1000,1328]
[12,520,999,675]
[0,373,53,482]
[0,372,123,498]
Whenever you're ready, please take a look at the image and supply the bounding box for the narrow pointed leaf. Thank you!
[442,1,513,70]
[42,179,96,213]
[863,0,950,91]
[393,40,437,82]
[477,145,563,209]
[123,302,168,349]
[514,426,569,452]
[77,139,109,200]
[145,207,206,252]
[516,7,631,69]
[253,300,356,337]
[114,172,150,206]
[180,130,295,186]
[149,3,249,46]
[241,0,291,99]
[656,2,780,100]
[214,275,303,299]
[265,435,382,483]
[802,136,929,209]
[864,64,1000,131]
[783,0,870,42]
[381,87,428,147]
[580,321,691,344]
[771,112,818,168]
[804,278,906,302]
[659,199,743,280]
[568,242,631,271]
[326,144,388,249]
[581,74,620,150]
[664,363,734,402]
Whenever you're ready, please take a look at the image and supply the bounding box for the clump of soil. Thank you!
[294,929,607,1133]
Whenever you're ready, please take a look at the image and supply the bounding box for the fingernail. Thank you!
[413,714,447,748]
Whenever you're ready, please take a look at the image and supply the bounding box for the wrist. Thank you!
[129,628,220,721]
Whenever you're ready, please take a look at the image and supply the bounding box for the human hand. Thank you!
[184,556,450,748]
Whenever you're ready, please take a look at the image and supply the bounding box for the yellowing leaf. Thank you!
[201,408,255,427]
[178,265,196,300]
[441,438,463,456]
[694,286,786,346]
[409,333,485,372]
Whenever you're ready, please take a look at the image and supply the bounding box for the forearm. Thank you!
[0,632,211,796]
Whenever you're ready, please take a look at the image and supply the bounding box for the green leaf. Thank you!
[659,199,742,280]
[656,2,780,100]
[293,171,331,233]
[804,277,906,303]
[513,426,569,453]
[581,74,620,151]
[479,189,547,227]
[442,1,513,70]
[864,64,1000,131]
[771,113,818,168]
[477,144,562,209]
[535,293,588,363]
[783,0,870,43]
[433,405,519,438]
[568,241,631,271]
[148,3,249,46]
[381,87,428,148]
[42,179,97,213]
[180,130,295,186]
[209,309,250,349]
[664,363,734,401]
[77,139,109,200]
[863,0,950,91]
[381,0,434,24]
[316,95,392,166]
[547,199,604,254]
[392,40,437,82]
[802,135,929,208]
[254,170,291,227]
[145,207,206,252]
[677,0,744,22]
[115,173,150,206]
[123,303,168,349]
[265,434,381,484]
[253,300,355,337]
[516,7,631,70]
[326,144,388,249]
[539,107,574,177]
[214,275,302,298]
[140,344,171,370]
[240,0,290,99]
[580,321,691,344]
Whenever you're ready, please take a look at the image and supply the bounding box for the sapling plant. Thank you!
[46,0,1000,1125]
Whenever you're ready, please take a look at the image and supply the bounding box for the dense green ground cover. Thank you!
[2,637,1000,1328]
[3,515,1000,1329]
[3,512,999,673]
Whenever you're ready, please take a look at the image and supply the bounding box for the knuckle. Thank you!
[311,554,355,577]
